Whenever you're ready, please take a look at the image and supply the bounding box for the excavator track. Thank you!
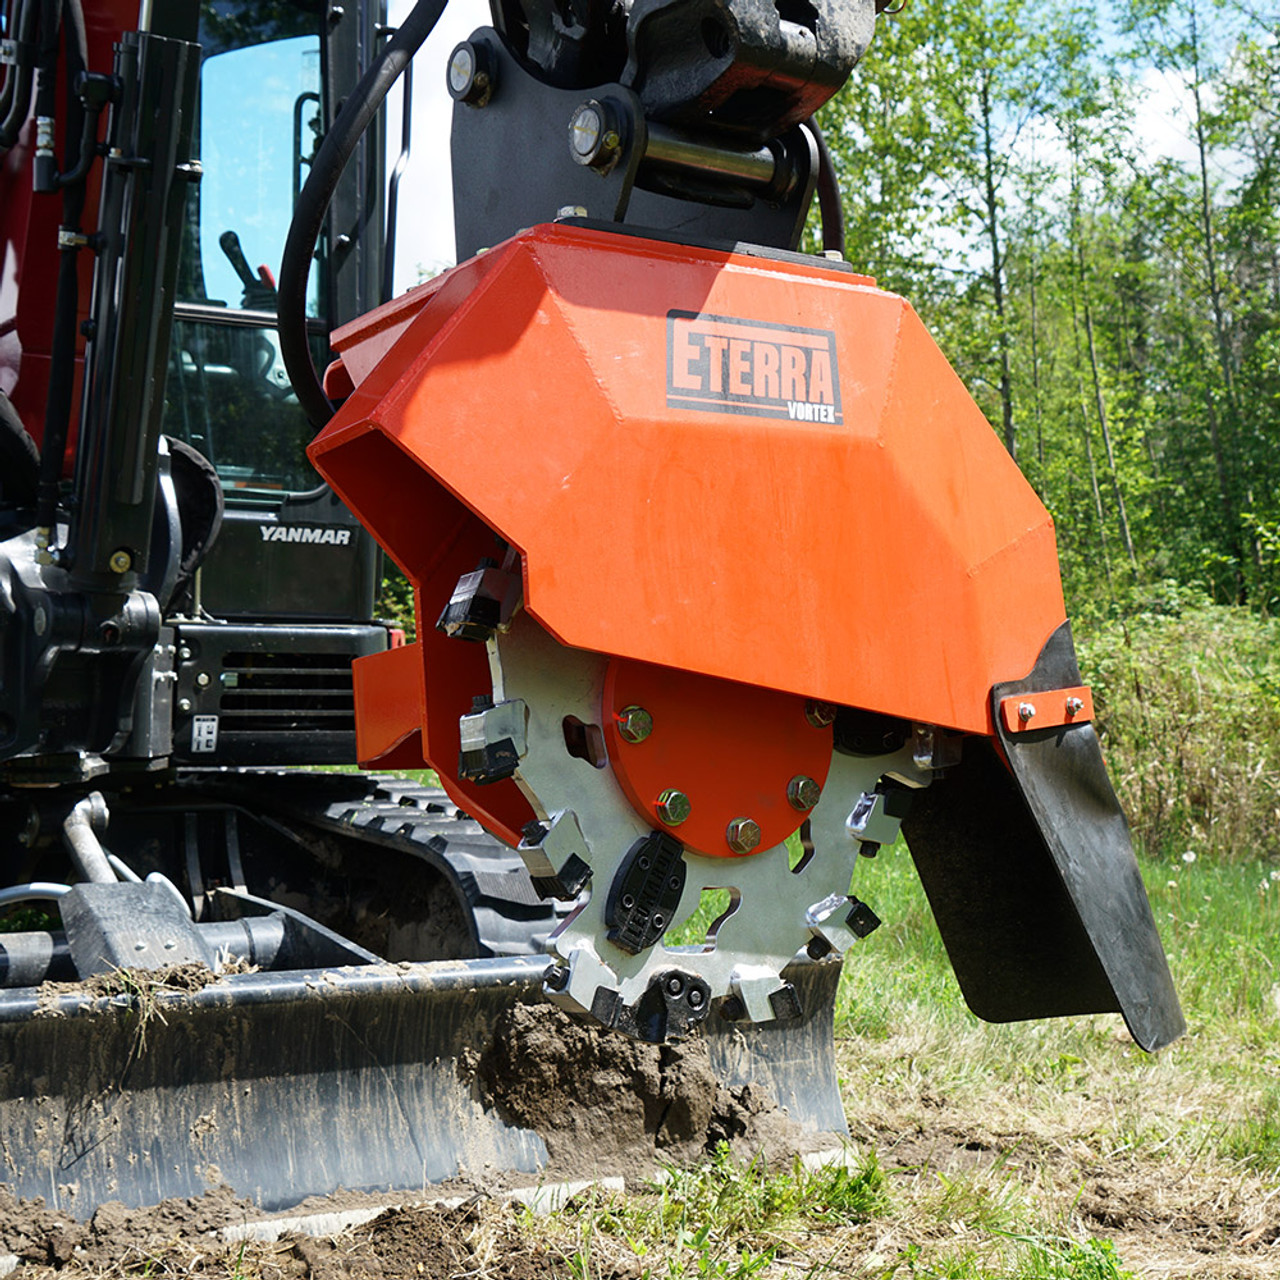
[181,769,571,958]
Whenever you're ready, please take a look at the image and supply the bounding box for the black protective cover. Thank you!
[901,622,1185,1052]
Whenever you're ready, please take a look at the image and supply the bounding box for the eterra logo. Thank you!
[666,311,842,424]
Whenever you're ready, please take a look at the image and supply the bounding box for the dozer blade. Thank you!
[0,956,843,1213]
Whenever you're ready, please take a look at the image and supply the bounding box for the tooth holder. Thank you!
[312,224,1184,1051]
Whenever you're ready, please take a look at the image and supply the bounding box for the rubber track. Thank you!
[189,769,569,958]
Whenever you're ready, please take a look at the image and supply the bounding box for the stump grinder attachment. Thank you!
[0,0,1181,1221]
[309,222,1184,1055]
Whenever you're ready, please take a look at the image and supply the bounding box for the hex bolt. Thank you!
[655,788,691,826]
[688,987,705,1009]
[1065,696,1085,716]
[787,774,822,811]
[726,816,761,854]
[544,964,570,992]
[177,698,192,713]
[617,704,653,743]
[108,548,132,574]
[805,700,837,728]
[1018,701,1036,723]
[807,935,834,960]
[665,974,685,997]
[195,672,211,689]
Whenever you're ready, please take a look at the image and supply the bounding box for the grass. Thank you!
[1076,586,1280,863]
[520,835,1280,1279]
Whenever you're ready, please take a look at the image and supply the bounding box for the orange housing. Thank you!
[310,224,1066,836]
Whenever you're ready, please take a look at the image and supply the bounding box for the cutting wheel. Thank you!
[482,609,932,1041]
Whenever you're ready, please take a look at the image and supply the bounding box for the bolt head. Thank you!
[108,549,132,574]
[1018,701,1036,723]
[787,774,822,811]
[195,672,211,688]
[569,101,619,168]
[177,698,192,713]
[655,788,691,826]
[448,44,475,95]
[570,104,603,157]
[726,816,761,854]
[805,700,837,728]
[446,41,491,105]
[1065,696,1085,716]
[617,704,653,743]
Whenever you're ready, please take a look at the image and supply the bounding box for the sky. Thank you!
[383,0,1243,292]
[387,0,490,289]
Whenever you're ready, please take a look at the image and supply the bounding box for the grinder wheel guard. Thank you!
[310,223,1184,1053]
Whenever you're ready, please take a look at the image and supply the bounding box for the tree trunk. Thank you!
[979,71,1016,460]
[1077,240,1138,573]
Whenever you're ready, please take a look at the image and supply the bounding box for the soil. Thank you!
[0,1195,625,1279]
[469,1002,815,1183]
[33,962,221,1017]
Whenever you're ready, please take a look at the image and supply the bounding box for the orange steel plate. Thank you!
[999,686,1094,734]
[312,224,1066,752]
[602,657,832,857]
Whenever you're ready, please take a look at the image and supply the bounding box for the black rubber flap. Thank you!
[901,621,1184,1052]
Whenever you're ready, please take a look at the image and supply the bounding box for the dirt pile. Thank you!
[0,1195,643,1279]
[0,1185,254,1269]
[471,1002,808,1177]
[286,1203,640,1280]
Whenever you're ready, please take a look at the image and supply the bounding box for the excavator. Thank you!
[0,0,1183,1217]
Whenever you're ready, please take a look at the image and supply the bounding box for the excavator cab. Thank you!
[162,0,387,766]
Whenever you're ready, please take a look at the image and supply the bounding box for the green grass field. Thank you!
[516,842,1280,1279]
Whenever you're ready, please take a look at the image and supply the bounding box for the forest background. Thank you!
[811,0,1280,864]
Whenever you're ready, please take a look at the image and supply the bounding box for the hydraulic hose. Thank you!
[62,792,117,885]
[809,119,844,257]
[279,0,448,431]
[0,882,72,907]
[0,0,40,152]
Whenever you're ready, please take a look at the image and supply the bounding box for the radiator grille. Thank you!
[218,651,356,733]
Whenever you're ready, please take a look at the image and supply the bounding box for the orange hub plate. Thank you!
[602,658,832,857]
